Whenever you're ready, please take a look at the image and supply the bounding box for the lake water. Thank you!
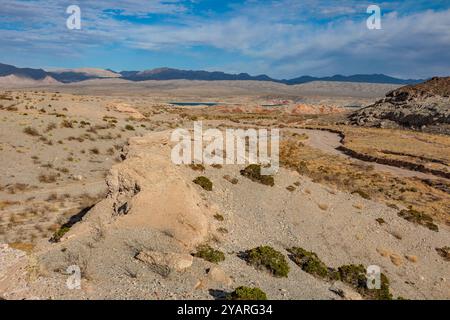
[170,102,219,106]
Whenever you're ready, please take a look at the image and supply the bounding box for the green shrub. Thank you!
[245,246,289,277]
[194,244,225,263]
[228,286,267,300]
[398,209,438,232]
[50,226,71,243]
[287,248,393,300]
[240,164,274,186]
[193,176,213,191]
[338,264,393,300]
[287,247,337,280]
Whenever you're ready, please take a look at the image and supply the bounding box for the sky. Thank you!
[0,0,449,79]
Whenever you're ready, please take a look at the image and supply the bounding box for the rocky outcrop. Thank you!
[66,131,214,249]
[349,77,450,134]
[135,250,193,273]
[110,103,144,119]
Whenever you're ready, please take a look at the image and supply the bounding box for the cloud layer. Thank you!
[0,0,449,78]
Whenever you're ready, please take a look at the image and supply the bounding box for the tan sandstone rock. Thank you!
[136,250,193,272]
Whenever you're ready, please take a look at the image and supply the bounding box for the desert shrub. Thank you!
[189,164,205,171]
[50,226,70,242]
[125,124,135,131]
[213,213,224,221]
[45,122,57,132]
[23,127,40,136]
[398,209,438,232]
[435,246,449,261]
[227,286,267,300]
[193,176,213,191]
[194,244,225,263]
[338,264,392,300]
[217,227,228,234]
[287,247,337,280]
[351,189,371,200]
[89,147,100,155]
[286,185,296,192]
[288,247,393,300]
[60,119,73,128]
[240,164,274,186]
[38,173,58,183]
[245,246,289,278]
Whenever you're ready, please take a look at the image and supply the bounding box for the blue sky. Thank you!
[0,0,449,78]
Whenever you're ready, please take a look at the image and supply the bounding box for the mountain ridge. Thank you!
[0,62,425,85]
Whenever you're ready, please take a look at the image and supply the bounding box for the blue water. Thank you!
[170,102,219,106]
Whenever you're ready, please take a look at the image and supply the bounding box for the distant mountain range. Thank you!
[0,62,424,85]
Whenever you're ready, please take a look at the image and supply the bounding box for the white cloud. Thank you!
[0,0,449,78]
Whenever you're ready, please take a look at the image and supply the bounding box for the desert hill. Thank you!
[349,77,450,134]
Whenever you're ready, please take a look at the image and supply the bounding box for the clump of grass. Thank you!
[398,209,438,232]
[125,124,135,131]
[287,247,337,280]
[193,176,213,191]
[227,286,267,300]
[23,126,40,136]
[351,189,371,200]
[193,244,225,263]
[244,246,289,278]
[240,164,274,186]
